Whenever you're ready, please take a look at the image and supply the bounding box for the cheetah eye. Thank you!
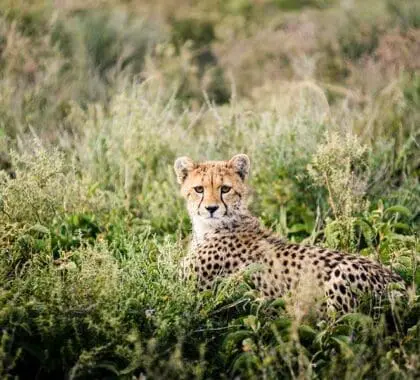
[194,186,204,194]
[221,185,231,194]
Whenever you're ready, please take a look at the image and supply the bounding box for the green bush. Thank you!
[171,18,216,50]
[388,0,420,30]
[273,0,335,10]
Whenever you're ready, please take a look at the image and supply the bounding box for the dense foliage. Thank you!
[0,0,419,378]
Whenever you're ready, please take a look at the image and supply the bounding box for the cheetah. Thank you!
[174,154,405,314]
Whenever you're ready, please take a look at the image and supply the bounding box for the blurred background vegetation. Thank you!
[0,0,419,378]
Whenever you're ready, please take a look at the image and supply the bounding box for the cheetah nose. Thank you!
[205,205,219,216]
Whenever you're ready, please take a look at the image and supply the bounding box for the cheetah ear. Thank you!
[229,154,250,181]
[174,156,195,184]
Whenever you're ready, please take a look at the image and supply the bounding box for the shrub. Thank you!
[0,143,114,274]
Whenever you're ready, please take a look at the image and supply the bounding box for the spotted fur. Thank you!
[174,154,405,313]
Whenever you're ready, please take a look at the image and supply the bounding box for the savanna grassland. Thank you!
[0,0,419,378]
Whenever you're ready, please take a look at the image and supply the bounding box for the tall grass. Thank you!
[0,0,419,378]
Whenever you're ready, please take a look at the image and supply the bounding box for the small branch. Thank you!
[323,173,337,219]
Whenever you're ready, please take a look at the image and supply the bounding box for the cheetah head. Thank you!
[174,154,250,232]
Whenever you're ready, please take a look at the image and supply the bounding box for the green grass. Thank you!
[0,0,419,378]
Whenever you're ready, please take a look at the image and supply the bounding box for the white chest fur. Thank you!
[191,217,216,246]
